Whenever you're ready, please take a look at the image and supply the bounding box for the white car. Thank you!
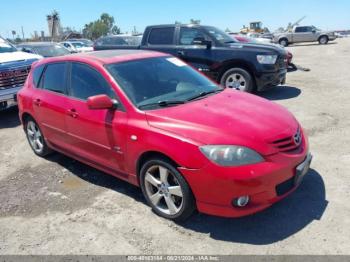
[246,33,272,44]
[60,41,93,53]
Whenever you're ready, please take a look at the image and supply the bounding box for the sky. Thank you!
[1,0,349,39]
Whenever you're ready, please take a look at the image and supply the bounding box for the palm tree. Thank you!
[47,10,60,41]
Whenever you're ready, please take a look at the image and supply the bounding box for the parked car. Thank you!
[67,38,94,47]
[17,42,71,57]
[18,50,311,221]
[231,35,295,72]
[60,41,93,53]
[93,35,142,51]
[95,24,288,93]
[273,26,337,46]
[0,37,42,110]
[246,32,272,44]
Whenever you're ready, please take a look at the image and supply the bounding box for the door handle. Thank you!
[67,108,79,118]
[177,50,185,56]
[33,98,41,106]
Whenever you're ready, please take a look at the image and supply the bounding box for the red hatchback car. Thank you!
[18,50,312,221]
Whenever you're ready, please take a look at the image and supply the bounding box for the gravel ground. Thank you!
[0,38,349,255]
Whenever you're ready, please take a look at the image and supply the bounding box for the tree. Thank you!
[189,19,201,25]
[83,13,121,40]
[47,10,60,40]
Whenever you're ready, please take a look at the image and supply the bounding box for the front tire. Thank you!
[24,117,52,157]
[279,38,289,47]
[319,36,328,44]
[140,158,196,221]
[220,67,254,93]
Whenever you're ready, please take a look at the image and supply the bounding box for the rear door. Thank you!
[65,62,128,174]
[32,62,70,149]
[142,26,178,56]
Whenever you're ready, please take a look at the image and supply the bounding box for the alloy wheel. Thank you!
[144,165,184,215]
[225,73,247,91]
[26,120,44,154]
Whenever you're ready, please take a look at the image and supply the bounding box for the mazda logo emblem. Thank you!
[293,130,302,146]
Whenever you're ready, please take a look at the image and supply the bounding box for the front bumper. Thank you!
[255,69,287,91]
[0,86,21,110]
[179,143,310,218]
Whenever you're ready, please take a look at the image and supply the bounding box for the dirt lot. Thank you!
[1,38,350,255]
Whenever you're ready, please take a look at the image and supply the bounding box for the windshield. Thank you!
[34,45,70,57]
[106,56,221,109]
[204,26,235,44]
[0,38,17,53]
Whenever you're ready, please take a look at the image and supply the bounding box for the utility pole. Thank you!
[21,26,25,40]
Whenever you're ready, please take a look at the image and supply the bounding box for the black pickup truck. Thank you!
[97,24,288,92]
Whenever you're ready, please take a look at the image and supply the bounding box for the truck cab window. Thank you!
[148,27,175,45]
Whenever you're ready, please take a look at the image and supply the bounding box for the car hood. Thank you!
[145,89,299,155]
[227,42,286,54]
[0,51,42,64]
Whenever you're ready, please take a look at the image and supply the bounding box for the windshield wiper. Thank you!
[187,89,223,101]
[138,100,185,109]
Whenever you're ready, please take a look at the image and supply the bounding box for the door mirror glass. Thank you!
[87,94,117,110]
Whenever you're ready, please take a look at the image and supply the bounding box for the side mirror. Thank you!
[22,48,32,53]
[87,94,118,110]
[192,37,212,49]
[312,29,316,33]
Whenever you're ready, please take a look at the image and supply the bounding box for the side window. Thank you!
[148,27,175,45]
[305,27,313,32]
[295,27,306,33]
[179,27,208,45]
[32,64,45,88]
[41,63,66,94]
[70,63,116,100]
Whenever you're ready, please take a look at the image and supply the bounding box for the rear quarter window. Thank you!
[148,27,175,45]
[32,64,45,88]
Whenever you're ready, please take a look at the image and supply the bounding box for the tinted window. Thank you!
[106,57,220,109]
[32,64,45,88]
[70,63,115,100]
[179,27,208,45]
[295,27,306,33]
[148,27,175,45]
[42,63,66,94]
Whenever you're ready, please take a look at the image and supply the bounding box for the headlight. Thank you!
[257,54,277,64]
[199,145,264,167]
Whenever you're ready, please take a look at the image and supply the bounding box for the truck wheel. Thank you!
[319,36,328,44]
[220,68,254,93]
[140,157,196,222]
[279,38,288,47]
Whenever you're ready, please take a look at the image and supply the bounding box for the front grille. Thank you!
[276,177,295,196]
[0,66,31,90]
[270,128,302,153]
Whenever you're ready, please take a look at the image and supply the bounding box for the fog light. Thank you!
[233,196,250,207]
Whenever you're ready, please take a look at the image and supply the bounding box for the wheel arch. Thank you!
[21,112,35,127]
[218,60,257,90]
[318,34,329,41]
[136,151,180,180]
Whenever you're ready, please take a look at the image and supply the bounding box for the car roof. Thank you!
[36,50,168,66]
[18,42,59,47]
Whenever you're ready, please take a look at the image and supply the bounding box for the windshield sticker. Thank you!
[166,57,186,67]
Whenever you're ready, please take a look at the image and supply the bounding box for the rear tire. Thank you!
[279,38,289,47]
[24,117,52,157]
[140,158,196,222]
[319,36,328,44]
[220,67,254,93]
